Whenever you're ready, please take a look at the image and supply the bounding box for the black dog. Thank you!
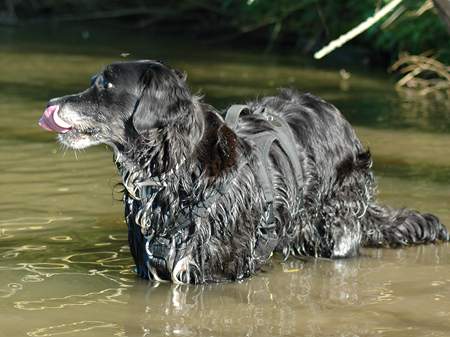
[39,60,449,283]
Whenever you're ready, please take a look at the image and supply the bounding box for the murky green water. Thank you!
[1,25,449,337]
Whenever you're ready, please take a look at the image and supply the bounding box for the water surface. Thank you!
[0,25,449,337]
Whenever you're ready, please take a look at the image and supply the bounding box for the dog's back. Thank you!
[237,89,448,258]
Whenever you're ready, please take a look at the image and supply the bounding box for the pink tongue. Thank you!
[38,105,71,133]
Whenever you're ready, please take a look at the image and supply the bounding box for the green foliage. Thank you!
[366,1,450,61]
[4,0,449,63]
[227,0,449,62]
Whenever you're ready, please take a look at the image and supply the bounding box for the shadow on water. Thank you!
[0,24,449,337]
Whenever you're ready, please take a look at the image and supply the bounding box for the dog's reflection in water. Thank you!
[125,243,449,336]
[125,256,389,337]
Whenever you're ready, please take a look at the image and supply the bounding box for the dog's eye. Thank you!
[100,78,114,89]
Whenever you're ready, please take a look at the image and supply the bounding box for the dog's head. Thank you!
[39,60,193,149]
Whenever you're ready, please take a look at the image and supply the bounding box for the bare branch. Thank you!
[314,0,403,59]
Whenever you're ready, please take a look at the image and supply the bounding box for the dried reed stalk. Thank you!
[390,53,450,97]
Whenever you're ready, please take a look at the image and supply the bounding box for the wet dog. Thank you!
[39,60,449,283]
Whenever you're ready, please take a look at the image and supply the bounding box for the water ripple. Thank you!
[26,321,124,337]
[15,288,127,311]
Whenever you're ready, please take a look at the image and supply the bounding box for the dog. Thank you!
[39,60,449,284]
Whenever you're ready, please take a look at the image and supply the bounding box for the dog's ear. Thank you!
[132,65,192,134]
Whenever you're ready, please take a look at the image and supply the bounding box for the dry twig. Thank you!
[390,53,450,97]
[314,0,403,59]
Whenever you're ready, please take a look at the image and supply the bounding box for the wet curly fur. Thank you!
[47,60,449,284]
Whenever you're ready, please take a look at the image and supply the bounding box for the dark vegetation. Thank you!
[1,0,449,65]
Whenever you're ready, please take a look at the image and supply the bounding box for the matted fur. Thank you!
[44,60,449,284]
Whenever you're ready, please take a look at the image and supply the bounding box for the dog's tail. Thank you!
[361,203,449,247]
